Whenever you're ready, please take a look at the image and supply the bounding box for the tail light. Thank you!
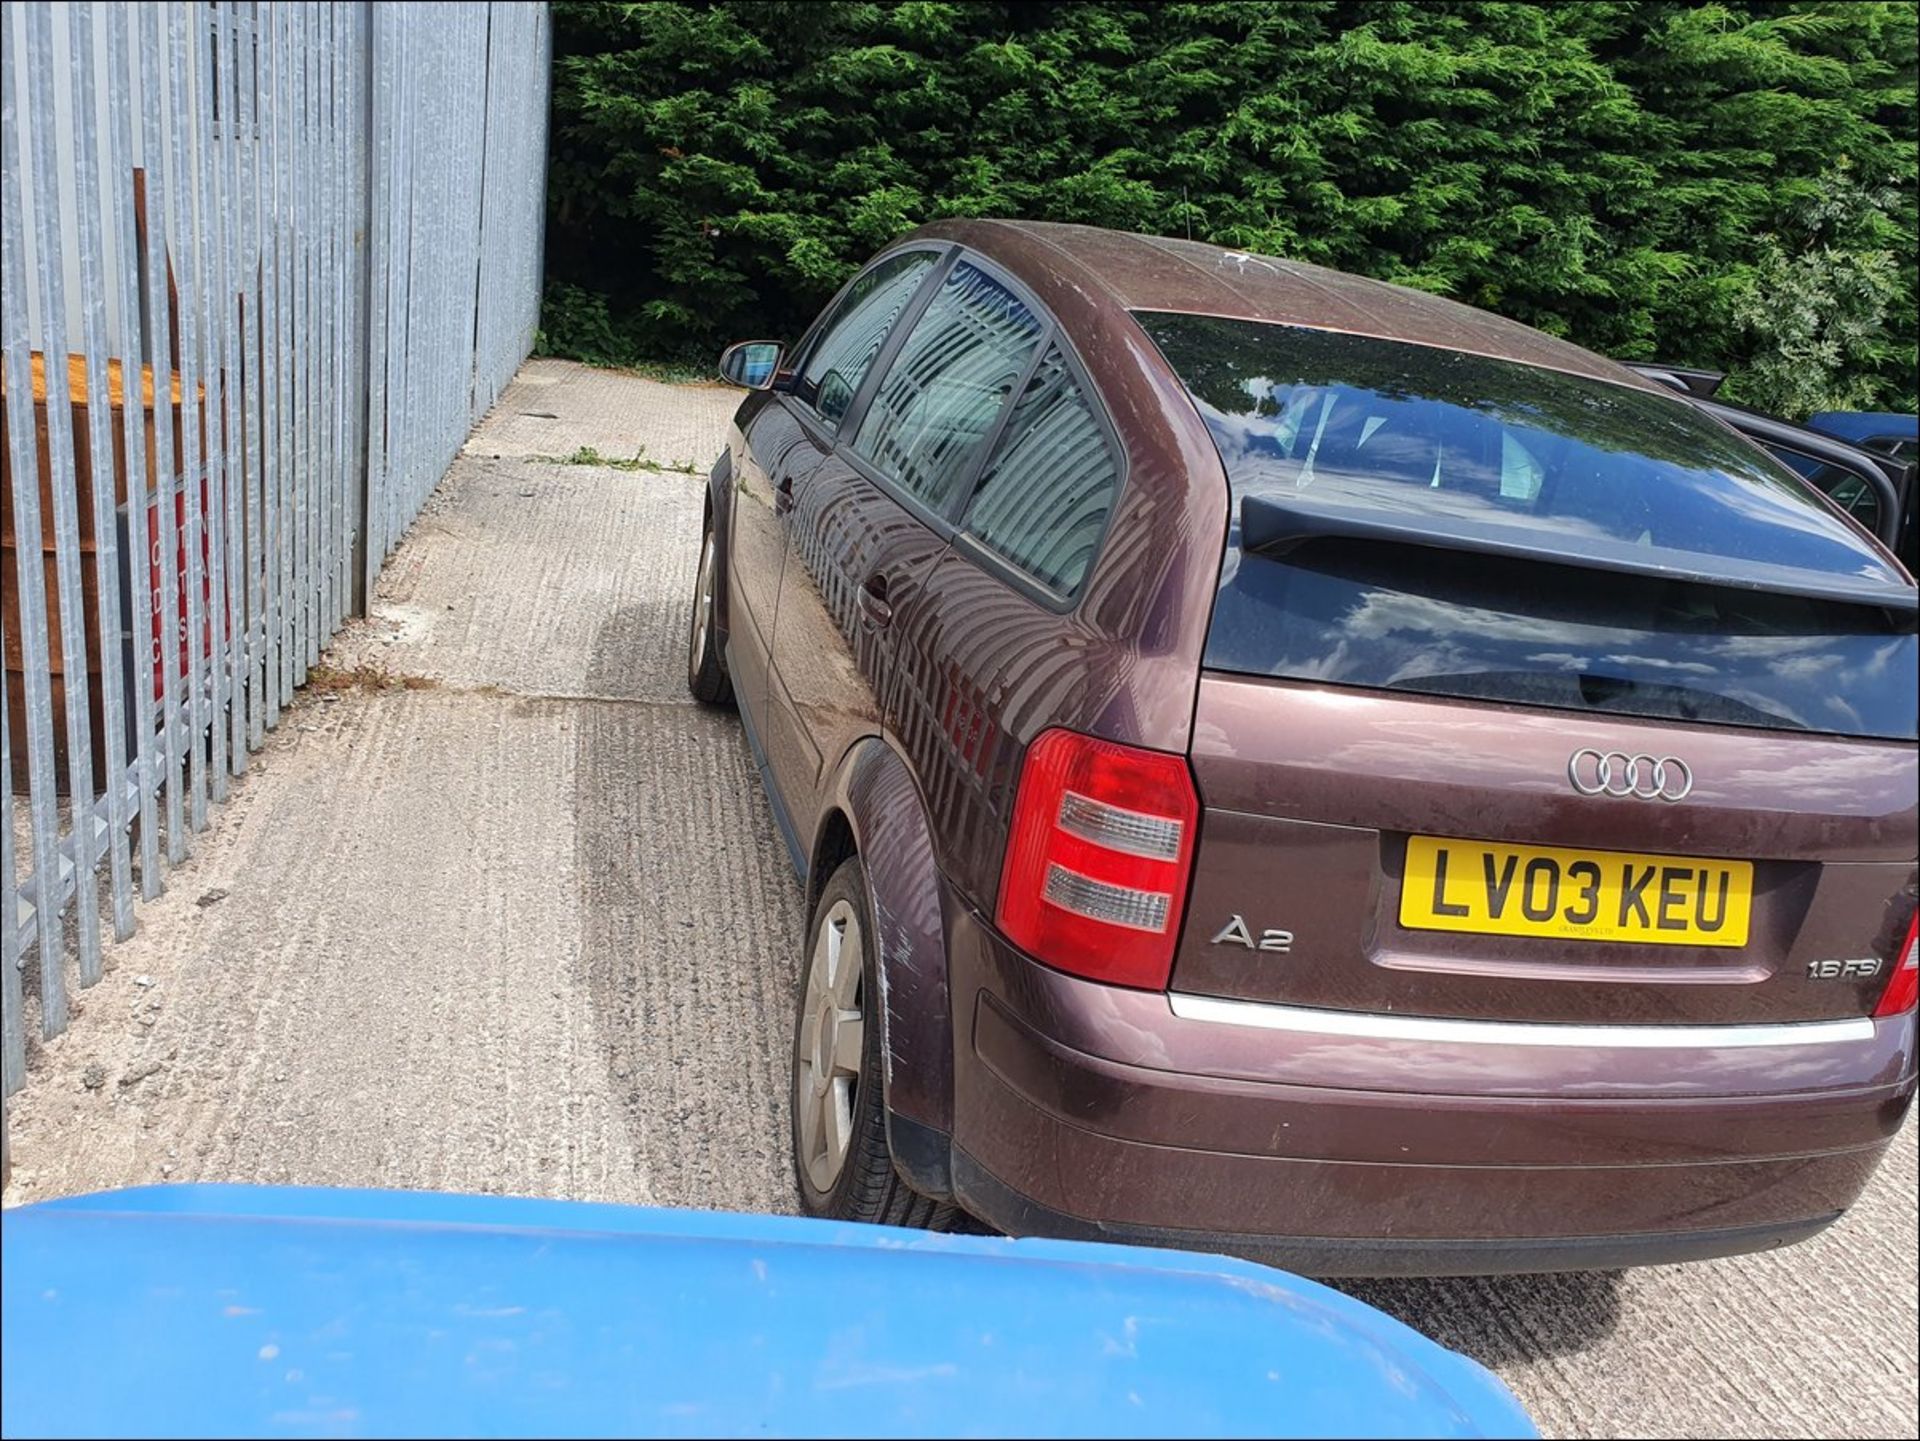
[1873,912,1919,1018]
[997,728,1200,990]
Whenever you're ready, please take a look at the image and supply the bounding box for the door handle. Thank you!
[857,571,893,628]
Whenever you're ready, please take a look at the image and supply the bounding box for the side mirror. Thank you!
[719,340,783,390]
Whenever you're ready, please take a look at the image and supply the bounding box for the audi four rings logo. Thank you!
[1567,749,1694,801]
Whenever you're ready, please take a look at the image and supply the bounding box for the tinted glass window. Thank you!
[854,262,1042,513]
[794,251,937,426]
[1139,313,1917,741]
[963,344,1117,594]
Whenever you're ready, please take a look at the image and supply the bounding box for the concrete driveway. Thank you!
[3,359,1914,1439]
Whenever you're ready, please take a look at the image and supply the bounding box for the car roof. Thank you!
[1807,410,1919,444]
[910,219,1669,395]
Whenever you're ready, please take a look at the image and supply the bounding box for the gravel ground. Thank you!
[3,359,1914,1439]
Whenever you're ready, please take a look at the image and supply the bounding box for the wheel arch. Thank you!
[810,736,956,1198]
[704,446,735,640]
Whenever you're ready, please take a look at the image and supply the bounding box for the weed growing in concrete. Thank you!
[533,444,703,475]
[535,444,652,471]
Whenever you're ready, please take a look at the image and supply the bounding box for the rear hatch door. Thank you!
[1137,311,1920,1025]
[1179,675,1916,1024]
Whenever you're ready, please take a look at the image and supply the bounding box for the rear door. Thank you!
[1136,313,1920,1026]
[1179,679,1915,1024]
[763,257,1049,846]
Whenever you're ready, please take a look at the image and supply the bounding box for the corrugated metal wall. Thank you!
[1,1,550,1113]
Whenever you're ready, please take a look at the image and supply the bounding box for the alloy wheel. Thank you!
[794,897,865,1193]
[689,530,717,678]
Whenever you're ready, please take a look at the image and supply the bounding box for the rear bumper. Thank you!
[942,903,1916,1276]
[952,1151,1844,1277]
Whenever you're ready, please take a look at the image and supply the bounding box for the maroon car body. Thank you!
[693,220,1919,1274]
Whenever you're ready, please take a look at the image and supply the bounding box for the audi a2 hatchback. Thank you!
[691,221,1919,1274]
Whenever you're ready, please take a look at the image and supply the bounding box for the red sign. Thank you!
[144,484,221,702]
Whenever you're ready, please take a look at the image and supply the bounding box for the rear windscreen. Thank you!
[1138,313,1918,742]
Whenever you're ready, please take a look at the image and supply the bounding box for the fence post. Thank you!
[348,1,375,616]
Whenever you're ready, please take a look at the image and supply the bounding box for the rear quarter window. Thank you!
[961,344,1118,596]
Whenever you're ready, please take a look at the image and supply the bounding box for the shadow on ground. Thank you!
[571,601,807,1214]
[1336,1269,1623,1365]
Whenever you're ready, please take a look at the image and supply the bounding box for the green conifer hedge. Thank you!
[543,1,1917,416]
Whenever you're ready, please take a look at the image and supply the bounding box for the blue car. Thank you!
[1,1185,1536,1439]
[1803,410,1919,461]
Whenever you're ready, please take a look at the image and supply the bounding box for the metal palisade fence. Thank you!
[0,1,550,1114]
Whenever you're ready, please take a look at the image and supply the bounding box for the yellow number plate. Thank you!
[1400,836,1752,947]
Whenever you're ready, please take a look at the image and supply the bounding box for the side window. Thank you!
[1816,471,1884,530]
[961,344,1118,595]
[853,262,1043,514]
[793,251,937,427]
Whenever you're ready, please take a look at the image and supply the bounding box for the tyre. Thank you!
[791,857,955,1228]
[687,520,733,706]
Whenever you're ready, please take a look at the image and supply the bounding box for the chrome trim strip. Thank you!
[1166,994,1878,1049]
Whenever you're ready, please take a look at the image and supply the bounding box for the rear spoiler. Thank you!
[1240,493,1920,616]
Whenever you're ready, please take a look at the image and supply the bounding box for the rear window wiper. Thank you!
[1240,493,1919,617]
